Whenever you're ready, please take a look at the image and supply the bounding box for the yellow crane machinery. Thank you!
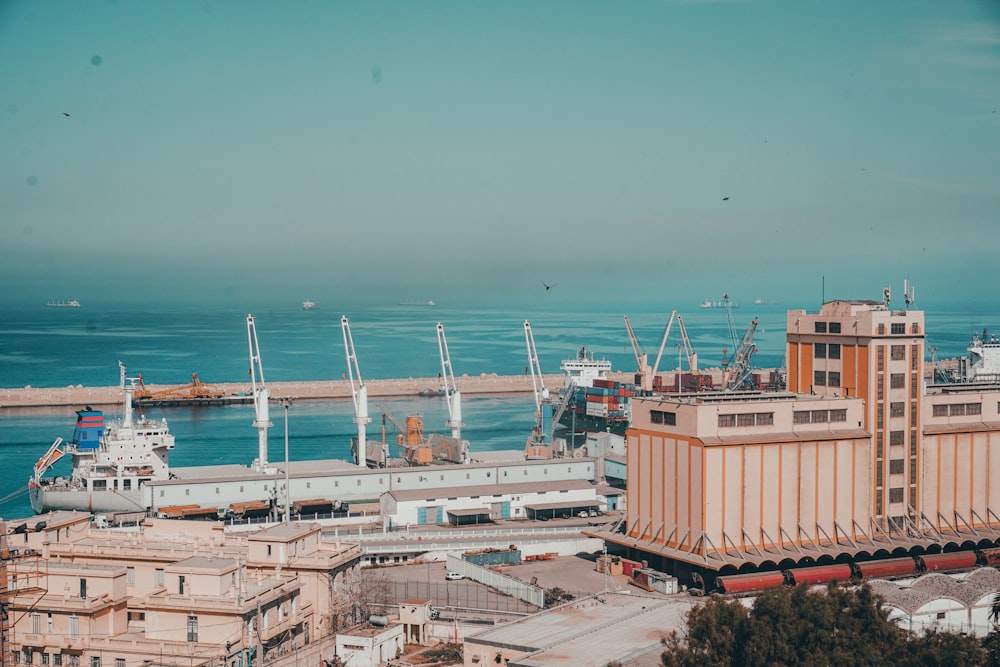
[133,372,225,402]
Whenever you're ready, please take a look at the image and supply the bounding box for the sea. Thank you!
[0,296,994,520]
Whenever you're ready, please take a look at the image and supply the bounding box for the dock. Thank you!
[0,373,632,409]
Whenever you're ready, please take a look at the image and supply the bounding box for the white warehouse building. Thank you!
[380,479,602,527]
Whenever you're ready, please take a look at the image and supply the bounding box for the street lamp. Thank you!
[280,397,295,523]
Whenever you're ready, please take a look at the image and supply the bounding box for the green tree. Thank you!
[662,584,984,667]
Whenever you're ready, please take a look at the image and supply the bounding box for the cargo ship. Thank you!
[553,346,649,436]
[29,364,175,514]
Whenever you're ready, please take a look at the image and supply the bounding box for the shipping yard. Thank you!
[3,293,1000,666]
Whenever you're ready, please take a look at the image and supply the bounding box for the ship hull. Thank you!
[556,412,628,436]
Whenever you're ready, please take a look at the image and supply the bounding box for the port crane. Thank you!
[133,372,225,403]
[436,323,463,439]
[247,315,272,472]
[624,311,677,392]
[341,316,370,467]
[722,317,759,391]
[524,320,562,458]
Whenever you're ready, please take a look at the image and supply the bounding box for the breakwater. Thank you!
[0,373,632,409]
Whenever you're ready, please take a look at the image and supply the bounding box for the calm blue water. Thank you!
[0,298,995,519]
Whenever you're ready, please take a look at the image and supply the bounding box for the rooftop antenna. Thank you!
[904,280,915,310]
[822,276,825,305]
[882,286,891,309]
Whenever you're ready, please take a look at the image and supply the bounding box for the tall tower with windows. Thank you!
[786,290,924,532]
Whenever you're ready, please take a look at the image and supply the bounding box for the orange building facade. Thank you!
[607,297,1000,579]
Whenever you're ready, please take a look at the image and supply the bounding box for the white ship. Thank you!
[29,362,174,514]
[958,329,1000,383]
[46,299,81,308]
[302,300,318,310]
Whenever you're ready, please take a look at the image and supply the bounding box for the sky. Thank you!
[2,1,999,309]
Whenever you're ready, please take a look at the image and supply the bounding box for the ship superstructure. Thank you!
[29,362,174,513]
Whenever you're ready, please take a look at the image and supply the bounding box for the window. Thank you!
[876,464,883,487]
[814,371,826,386]
[889,459,905,474]
[933,404,948,417]
[178,575,185,595]
[69,616,79,638]
[54,655,62,667]
[90,658,100,667]
[828,343,841,359]
[877,347,885,371]
[890,373,905,389]
[187,615,198,643]
[811,410,828,423]
[890,431,904,446]
[814,322,827,333]
[891,345,905,360]
[42,654,50,666]
[829,409,847,422]
[650,410,676,426]
[79,579,86,599]
[127,567,135,585]
[877,375,884,400]
[31,613,40,635]
[115,660,125,667]
[890,402,905,418]
[876,432,884,457]
[155,569,164,586]
[718,414,736,427]
[47,614,52,632]
[737,413,755,426]
[827,372,840,387]
[891,323,906,335]
[889,487,905,503]
[814,343,827,359]
[951,404,966,416]
[793,411,811,424]
[967,403,982,415]
[69,656,80,667]
[829,322,841,334]
[911,345,920,370]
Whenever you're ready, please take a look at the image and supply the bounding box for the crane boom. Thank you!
[724,316,759,391]
[623,315,647,377]
[676,315,698,373]
[341,316,370,467]
[247,315,272,471]
[651,310,677,378]
[436,322,463,440]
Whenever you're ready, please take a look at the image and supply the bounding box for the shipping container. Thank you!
[464,548,521,567]
[980,547,1000,568]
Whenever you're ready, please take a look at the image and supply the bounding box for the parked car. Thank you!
[445,571,464,581]
[589,510,600,517]
[577,511,590,518]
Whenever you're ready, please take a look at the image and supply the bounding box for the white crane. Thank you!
[247,314,272,472]
[436,322,463,441]
[523,320,552,449]
[341,316,370,467]
[675,314,698,374]
[624,311,677,392]
[723,317,759,391]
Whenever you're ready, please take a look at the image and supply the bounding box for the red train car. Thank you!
[919,551,978,573]
[788,564,854,587]
[716,571,787,594]
[980,547,1000,568]
[853,557,920,580]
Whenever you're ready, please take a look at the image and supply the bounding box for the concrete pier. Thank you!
[0,372,635,409]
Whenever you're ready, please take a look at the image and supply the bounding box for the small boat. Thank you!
[47,299,81,308]
[302,300,318,310]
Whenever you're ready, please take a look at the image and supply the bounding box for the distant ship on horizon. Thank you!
[302,300,318,310]
[47,299,81,308]
[399,299,436,307]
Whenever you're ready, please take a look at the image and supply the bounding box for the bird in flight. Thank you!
[722,196,730,201]
[542,281,557,291]
[62,112,70,117]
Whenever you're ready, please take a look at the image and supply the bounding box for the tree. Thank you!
[662,584,984,667]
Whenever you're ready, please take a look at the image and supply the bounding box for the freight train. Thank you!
[697,548,1000,596]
